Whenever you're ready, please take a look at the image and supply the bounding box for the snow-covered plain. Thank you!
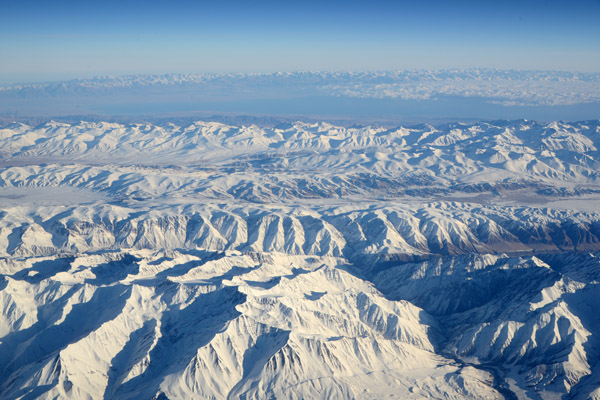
[1,119,600,399]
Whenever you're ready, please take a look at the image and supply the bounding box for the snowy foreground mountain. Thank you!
[1,119,600,399]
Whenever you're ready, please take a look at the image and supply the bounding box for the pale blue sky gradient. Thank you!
[1,0,599,83]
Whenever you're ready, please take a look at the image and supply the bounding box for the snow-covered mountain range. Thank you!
[2,70,599,120]
[1,119,600,399]
[3,70,600,106]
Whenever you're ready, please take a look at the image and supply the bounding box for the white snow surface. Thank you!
[1,119,600,399]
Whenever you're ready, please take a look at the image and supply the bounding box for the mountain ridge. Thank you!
[1,119,599,399]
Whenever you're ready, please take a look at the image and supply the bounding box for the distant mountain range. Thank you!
[2,69,599,120]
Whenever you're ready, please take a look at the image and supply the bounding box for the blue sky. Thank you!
[1,0,599,83]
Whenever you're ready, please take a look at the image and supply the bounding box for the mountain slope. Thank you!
[1,119,599,399]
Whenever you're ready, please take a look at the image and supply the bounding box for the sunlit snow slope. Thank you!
[1,119,600,399]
